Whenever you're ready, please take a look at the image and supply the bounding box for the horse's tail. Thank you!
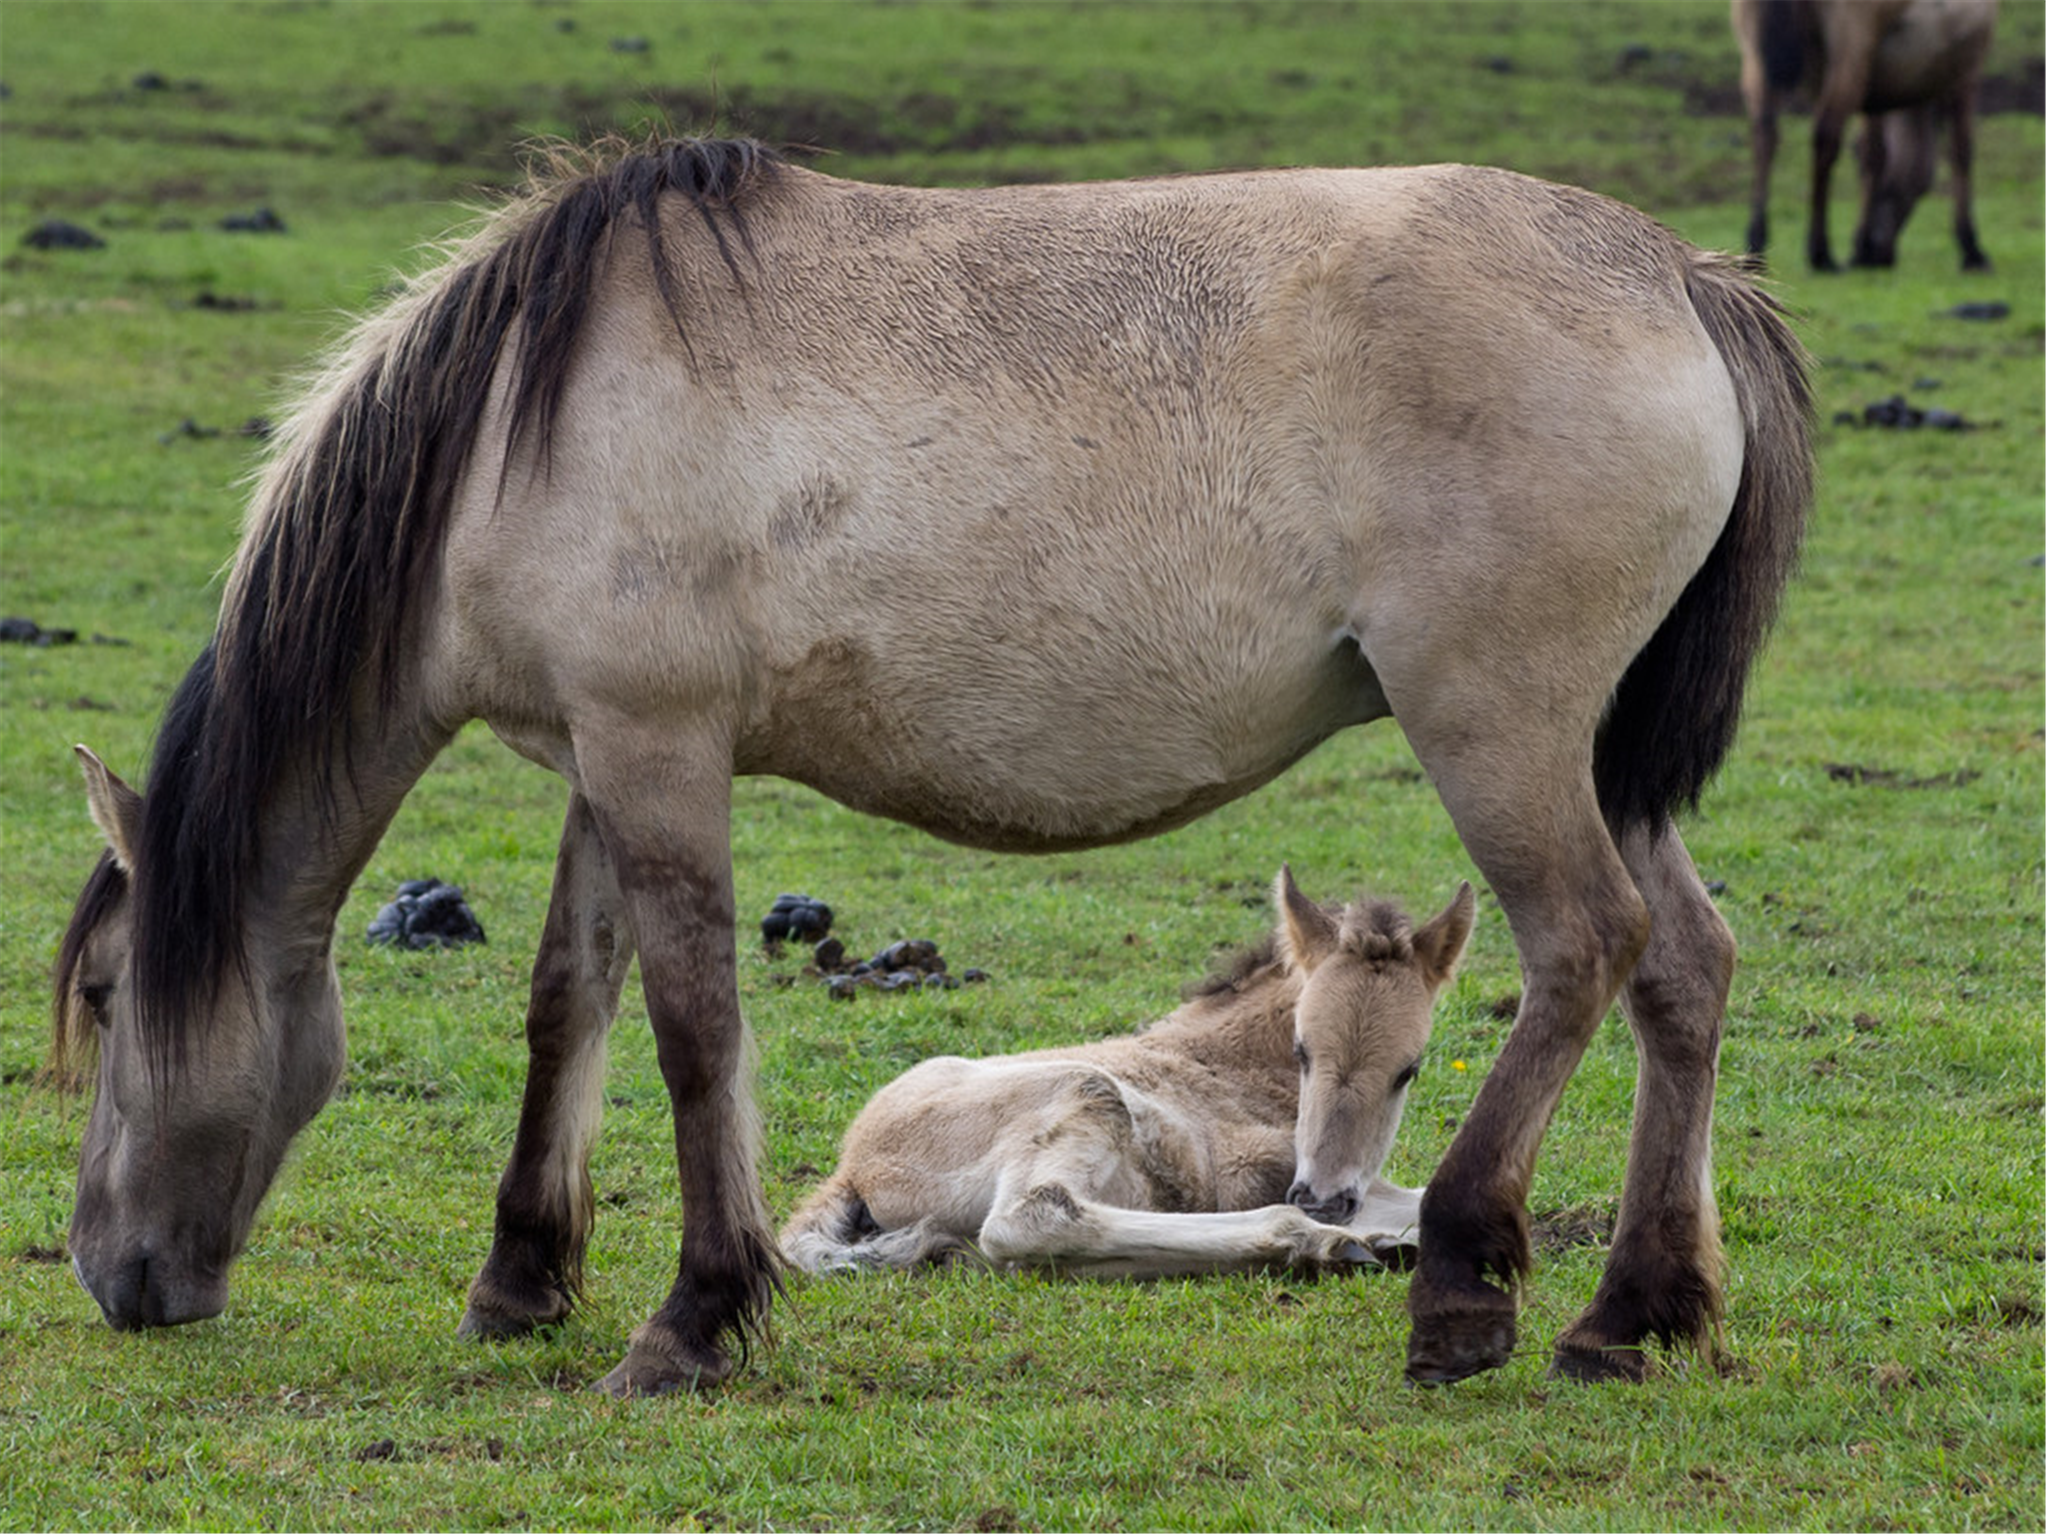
[779,1179,978,1273]
[1591,252,1813,836]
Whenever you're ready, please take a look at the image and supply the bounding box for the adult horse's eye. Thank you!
[1392,1061,1420,1091]
[79,983,113,1025]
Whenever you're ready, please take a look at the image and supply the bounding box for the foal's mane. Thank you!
[1184,896,1414,1003]
[55,136,786,1077]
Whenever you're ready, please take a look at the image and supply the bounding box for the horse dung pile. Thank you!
[366,879,488,949]
[760,893,988,997]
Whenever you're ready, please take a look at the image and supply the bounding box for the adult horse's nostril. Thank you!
[90,1252,150,1330]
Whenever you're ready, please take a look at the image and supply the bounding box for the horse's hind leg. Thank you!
[1394,727,1650,1385]
[1946,87,1990,271]
[572,722,778,1397]
[461,792,635,1339]
[1551,824,1733,1382]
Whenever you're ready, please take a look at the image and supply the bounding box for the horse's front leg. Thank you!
[1805,62,1873,273]
[1551,824,1733,1383]
[574,721,778,1396]
[460,792,634,1340]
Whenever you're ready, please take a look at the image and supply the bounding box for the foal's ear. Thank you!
[76,745,142,872]
[1275,863,1340,972]
[1412,881,1476,988]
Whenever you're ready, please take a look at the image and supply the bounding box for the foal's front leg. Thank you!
[461,792,635,1339]
[575,723,779,1396]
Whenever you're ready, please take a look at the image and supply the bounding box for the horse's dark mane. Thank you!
[67,136,786,1076]
[51,849,125,1080]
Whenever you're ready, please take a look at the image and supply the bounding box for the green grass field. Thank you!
[2,3,2040,1529]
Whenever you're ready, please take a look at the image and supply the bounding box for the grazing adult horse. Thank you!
[1735,0,1998,271]
[53,136,1812,1395]
[782,871,1472,1279]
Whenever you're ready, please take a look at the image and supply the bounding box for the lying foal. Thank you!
[781,869,1473,1279]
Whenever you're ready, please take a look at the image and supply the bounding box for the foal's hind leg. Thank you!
[1393,729,1649,1385]
[1551,824,1733,1382]
[461,793,635,1339]
[573,722,779,1396]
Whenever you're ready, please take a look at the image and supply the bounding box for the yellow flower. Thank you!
[1451,1059,1468,1071]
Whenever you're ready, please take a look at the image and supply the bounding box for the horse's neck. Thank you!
[248,695,453,942]
[1134,968,1301,1075]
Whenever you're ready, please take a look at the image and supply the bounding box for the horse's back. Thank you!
[435,161,1746,850]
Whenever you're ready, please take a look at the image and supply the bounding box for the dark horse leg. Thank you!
[574,719,779,1396]
[1743,91,1780,261]
[1806,57,1875,273]
[1398,725,1650,1385]
[460,792,636,1338]
[1551,824,1733,1382]
[1946,86,1990,271]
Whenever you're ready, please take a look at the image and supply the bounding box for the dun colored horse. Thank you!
[53,136,1812,1395]
[782,871,1471,1279]
[1735,0,1998,270]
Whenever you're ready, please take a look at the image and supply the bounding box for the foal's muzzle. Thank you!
[1287,1181,1358,1227]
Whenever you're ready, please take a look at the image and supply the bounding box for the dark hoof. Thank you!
[456,1305,532,1341]
[1367,1235,1420,1273]
[592,1335,733,1398]
[1549,1338,1650,1384]
[1405,1274,1518,1384]
[1405,1310,1517,1385]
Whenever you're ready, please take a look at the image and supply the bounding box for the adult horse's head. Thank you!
[1274,868,1473,1227]
[53,746,347,1330]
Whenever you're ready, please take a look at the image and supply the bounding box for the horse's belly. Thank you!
[736,624,1383,852]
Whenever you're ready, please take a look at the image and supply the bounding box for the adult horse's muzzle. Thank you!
[75,1248,230,1330]
[1287,1180,1360,1227]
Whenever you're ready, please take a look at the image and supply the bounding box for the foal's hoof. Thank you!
[591,1336,734,1398]
[1333,1240,1385,1270]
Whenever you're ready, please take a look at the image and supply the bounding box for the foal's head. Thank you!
[1274,867,1473,1226]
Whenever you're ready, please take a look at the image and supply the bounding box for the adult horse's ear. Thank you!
[1412,881,1476,988]
[76,745,142,871]
[1275,863,1339,973]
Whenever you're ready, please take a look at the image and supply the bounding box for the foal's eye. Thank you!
[1392,1062,1420,1091]
[1292,1040,1310,1070]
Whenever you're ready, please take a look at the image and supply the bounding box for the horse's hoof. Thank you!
[457,1305,535,1341]
[591,1337,733,1398]
[456,1285,571,1340]
[1404,1280,1517,1385]
[1366,1234,1419,1272]
[1404,1313,1516,1385]
[1548,1338,1650,1384]
[1334,1240,1384,1269]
